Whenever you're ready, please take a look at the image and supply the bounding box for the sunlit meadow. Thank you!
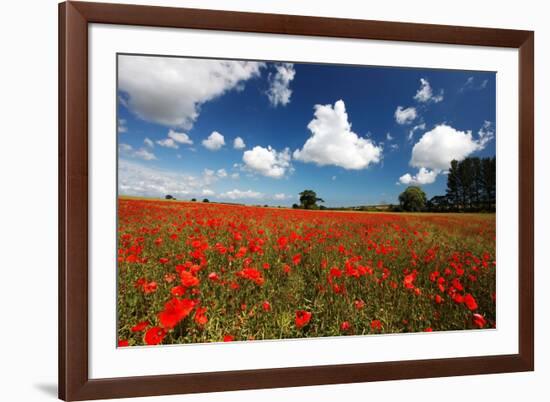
[117,198,495,347]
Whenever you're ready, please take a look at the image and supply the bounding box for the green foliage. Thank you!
[398,186,427,212]
[299,189,324,209]
[445,156,496,212]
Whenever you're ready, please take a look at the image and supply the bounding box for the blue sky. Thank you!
[117,54,496,207]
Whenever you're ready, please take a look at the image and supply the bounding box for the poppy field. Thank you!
[117,197,496,347]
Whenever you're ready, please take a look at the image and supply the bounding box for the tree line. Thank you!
[292,190,326,210]
[169,156,495,213]
[444,156,495,211]
[397,156,496,212]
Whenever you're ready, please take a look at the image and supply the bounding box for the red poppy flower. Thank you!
[237,267,265,286]
[223,335,234,342]
[208,272,220,281]
[159,257,170,264]
[472,313,487,328]
[143,281,157,294]
[134,277,146,289]
[262,301,271,312]
[295,310,312,329]
[292,254,302,266]
[435,294,443,304]
[194,307,208,326]
[170,285,186,297]
[126,254,138,263]
[464,293,478,311]
[424,327,433,332]
[158,298,196,329]
[144,327,166,345]
[329,267,342,282]
[371,319,382,330]
[451,278,464,291]
[340,321,351,331]
[131,320,149,332]
[118,339,129,347]
[453,293,464,304]
[354,299,366,310]
[277,236,288,249]
[403,273,416,289]
[180,270,200,288]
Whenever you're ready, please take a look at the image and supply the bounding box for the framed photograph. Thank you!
[59,1,534,400]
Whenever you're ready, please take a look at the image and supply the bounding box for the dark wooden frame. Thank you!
[59,1,534,400]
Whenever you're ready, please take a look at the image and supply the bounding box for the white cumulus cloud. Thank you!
[202,131,225,151]
[478,120,495,148]
[274,193,291,200]
[394,106,417,125]
[398,123,494,185]
[118,55,264,128]
[293,100,382,170]
[460,76,489,93]
[119,143,133,153]
[414,78,444,103]
[119,143,157,161]
[168,129,193,145]
[156,138,179,149]
[233,136,246,150]
[220,189,264,200]
[133,148,157,161]
[117,160,233,198]
[243,145,292,178]
[266,63,296,107]
[410,124,491,171]
[408,123,426,141]
[155,130,193,150]
[398,167,438,185]
[118,119,128,133]
[144,137,154,148]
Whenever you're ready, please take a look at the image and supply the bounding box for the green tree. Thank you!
[447,159,460,210]
[458,157,475,209]
[445,156,495,211]
[202,198,209,203]
[299,190,324,209]
[481,156,496,210]
[398,186,427,212]
[426,195,450,212]
[472,157,483,209]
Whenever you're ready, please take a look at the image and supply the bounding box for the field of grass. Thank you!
[116,197,496,347]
